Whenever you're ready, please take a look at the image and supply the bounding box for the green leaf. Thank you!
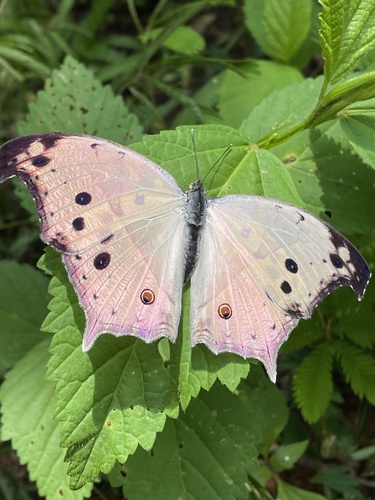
[351,445,375,460]
[140,26,205,55]
[243,0,311,62]
[340,105,375,169]
[218,60,303,128]
[0,45,50,79]
[326,280,375,349]
[280,318,324,354]
[131,124,248,192]
[242,147,304,204]
[0,341,92,499]
[277,480,326,499]
[293,343,333,423]
[0,261,50,371]
[38,249,85,336]
[272,120,375,235]
[238,371,289,454]
[18,55,143,145]
[48,328,177,489]
[335,340,375,404]
[269,440,308,472]
[319,0,375,84]
[0,469,32,500]
[121,383,262,500]
[311,465,360,496]
[241,77,323,144]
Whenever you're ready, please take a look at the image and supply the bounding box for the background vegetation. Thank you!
[0,0,374,499]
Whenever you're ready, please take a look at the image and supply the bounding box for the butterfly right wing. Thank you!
[0,133,189,349]
[190,194,370,381]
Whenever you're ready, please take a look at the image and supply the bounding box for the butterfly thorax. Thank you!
[184,179,207,283]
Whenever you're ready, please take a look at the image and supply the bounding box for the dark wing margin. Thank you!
[0,133,65,182]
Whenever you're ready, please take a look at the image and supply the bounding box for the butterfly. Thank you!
[0,133,371,381]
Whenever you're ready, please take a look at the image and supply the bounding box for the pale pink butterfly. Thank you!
[0,133,370,381]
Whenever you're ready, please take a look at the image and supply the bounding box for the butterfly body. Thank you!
[0,133,370,381]
[184,179,207,282]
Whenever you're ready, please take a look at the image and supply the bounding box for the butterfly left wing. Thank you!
[0,133,189,349]
[190,195,371,381]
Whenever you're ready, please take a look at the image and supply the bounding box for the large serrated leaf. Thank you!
[17,55,143,144]
[293,343,333,423]
[335,340,375,404]
[121,383,263,500]
[0,341,92,499]
[47,327,177,489]
[319,0,375,84]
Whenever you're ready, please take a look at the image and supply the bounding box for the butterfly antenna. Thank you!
[190,128,232,188]
[205,144,232,190]
[191,128,200,179]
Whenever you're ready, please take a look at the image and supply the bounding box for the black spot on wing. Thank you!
[32,155,50,167]
[330,253,344,269]
[280,281,292,294]
[285,258,298,274]
[75,192,92,205]
[94,252,111,270]
[72,217,85,231]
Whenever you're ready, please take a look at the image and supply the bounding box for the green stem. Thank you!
[257,71,375,149]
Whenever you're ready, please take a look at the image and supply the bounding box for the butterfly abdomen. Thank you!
[183,180,208,283]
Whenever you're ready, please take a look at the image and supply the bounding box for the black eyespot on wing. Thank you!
[32,155,50,167]
[72,217,85,231]
[330,253,344,269]
[218,303,232,319]
[285,258,298,274]
[140,289,155,304]
[94,252,111,270]
[75,192,92,205]
[280,281,292,294]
